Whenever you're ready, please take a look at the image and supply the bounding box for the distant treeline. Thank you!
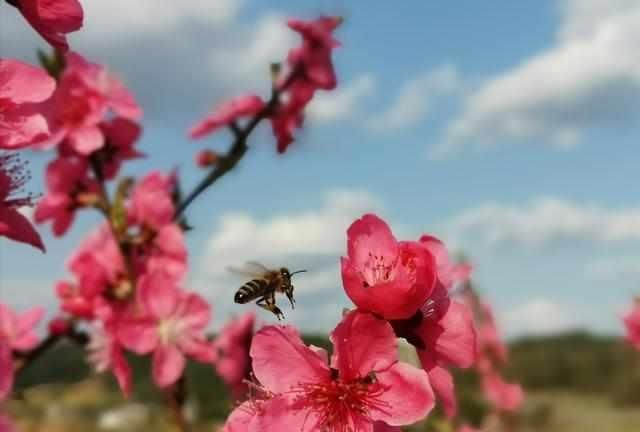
[13,331,640,421]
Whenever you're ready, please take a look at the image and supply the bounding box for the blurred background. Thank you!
[1,0,640,430]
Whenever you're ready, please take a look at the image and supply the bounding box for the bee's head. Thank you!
[280,267,291,279]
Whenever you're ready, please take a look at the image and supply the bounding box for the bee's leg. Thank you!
[285,288,295,310]
[256,295,284,320]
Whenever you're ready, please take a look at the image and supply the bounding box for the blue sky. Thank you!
[1,0,639,337]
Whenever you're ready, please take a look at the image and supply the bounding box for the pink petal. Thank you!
[419,301,476,368]
[112,344,132,397]
[250,325,330,394]
[253,396,317,432]
[139,271,179,319]
[369,362,434,426]
[12,307,45,351]
[330,310,397,381]
[189,95,265,139]
[117,319,158,354]
[419,353,457,418]
[18,0,84,51]
[0,344,13,401]
[0,59,55,103]
[0,206,45,252]
[153,344,186,388]
[223,401,259,432]
[68,126,105,154]
[346,214,398,269]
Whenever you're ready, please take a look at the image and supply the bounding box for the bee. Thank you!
[228,261,306,320]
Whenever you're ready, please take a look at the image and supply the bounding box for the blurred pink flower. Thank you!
[8,0,83,51]
[0,153,44,251]
[35,155,97,236]
[0,59,55,150]
[0,413,15,432]
[270,100,305,154]
[47,315,70,336]
[214,312,255,398]
[419,235,472,291]
[623,300,640,351]
[249,311,434,431]
[38,52,141,155]
[189,95,265,139]
[481,372,524,413]
[477,302,508,365]
[0,303,44,400]
[341,214,437,320]
[287,16,342,90]
[129,171,175,231]
[98,117,144,179]
[118,271,215,388]
[87,312,132,396]
[138,224,188,283]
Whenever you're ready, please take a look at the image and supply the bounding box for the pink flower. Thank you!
[481,372,524,413]
[287,16,342,90]
[0,304,44,400]
[138,224,187,283]
[190,95,265,139]
[213,312,255,398]
[623,299,640,351]
[419,235,472,290]
[47,315,70,336]
[129,171,175,231]
[248,310,434,431]
[35,155,97,236]
[476,302,508,365]
[87,315,132,396]
[8,0,83,51]
[38,52,141,155]
[0,153,44,251]
[98,117,144,179]
[118,271,216,388]
[270,100,305,154]
[341,214,437,320]
[0,59,55,150]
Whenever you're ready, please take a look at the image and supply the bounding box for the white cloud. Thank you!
[307,75,376,123]
[501,298,580,337]
[210,14,298,90]
[192,189,382,330]
[368,64,460,131]
[444,197,640,250]
[437,0,640,156]
[81,0,242,39]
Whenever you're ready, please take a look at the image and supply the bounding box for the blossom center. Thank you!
[362,252,395,286]
[157,318,181,345]
[294,375,388,432]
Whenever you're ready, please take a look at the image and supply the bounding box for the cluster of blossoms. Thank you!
[221,214,477,431]
[457,287,525,431]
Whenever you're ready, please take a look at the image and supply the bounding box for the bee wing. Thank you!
[226,261,271,278]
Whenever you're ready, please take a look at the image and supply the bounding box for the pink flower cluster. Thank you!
[464,292,524,414]
[221,214,476,430]
[190,16,342,154]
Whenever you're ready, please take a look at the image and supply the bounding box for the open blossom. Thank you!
[481,372,524,413]
[34,155,98,236]
[190,95,265,139]
[129,171,175,231]
[239,310,434,431]
[37,52,141,155]
[0,59,55,150]
[214,312,255,398]
[623,299,640,351]
[0,304,44,400]
[341,214,437,320]
[0,153,44,251]
[118,271,216,388]
[7,0,83,51]
[97,117,144,179]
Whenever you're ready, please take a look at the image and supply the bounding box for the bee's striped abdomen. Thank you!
[234,279,267,304]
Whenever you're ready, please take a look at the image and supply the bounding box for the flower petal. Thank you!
[369,362,434,426]
[0,207,45,252]
[250,325,330,394]
[152,344,186,388]
[331,310,397,381]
